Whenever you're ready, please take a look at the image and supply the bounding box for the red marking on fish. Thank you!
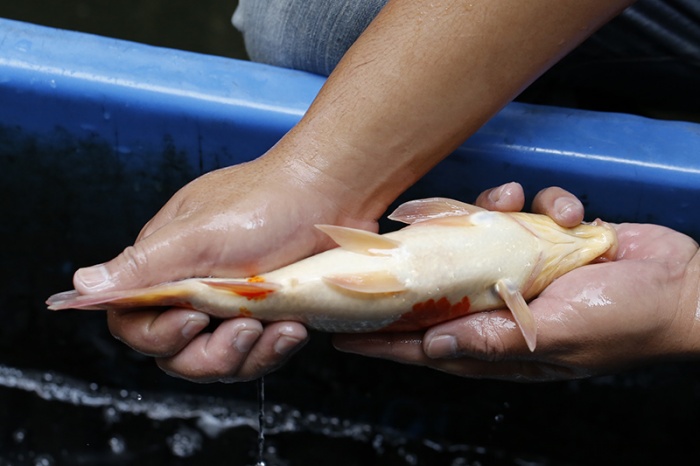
[202,280,275,301]
[383,295,471,332]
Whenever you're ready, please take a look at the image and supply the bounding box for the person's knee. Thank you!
[233,0,387,76]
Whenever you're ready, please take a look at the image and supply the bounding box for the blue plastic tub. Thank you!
[1,17,699,239]
[2,17,700,466]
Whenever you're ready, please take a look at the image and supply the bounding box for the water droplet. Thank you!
[103,406,121,424]
[33,454,54,466]
[109,435,126,454]
[13,428,27,444]
[15,39,32,52]
[494,414,505,423]
[167,426,202,458]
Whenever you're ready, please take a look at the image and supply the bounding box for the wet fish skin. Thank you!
[47,198,618,351]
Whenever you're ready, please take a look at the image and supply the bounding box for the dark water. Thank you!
[2,123,700,465]
[2,2,700,465]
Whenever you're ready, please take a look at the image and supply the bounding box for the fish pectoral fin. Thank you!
[323,271,407,294]
[315,225,400,255]
[46,282,192,311]
[495,279,537,352]
[387,197,485,225]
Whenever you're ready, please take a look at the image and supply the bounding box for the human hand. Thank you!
[334,184,700,381]
[72,154,377,383]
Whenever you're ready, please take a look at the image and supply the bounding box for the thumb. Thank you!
[74,243,155,295]
[73,224,199,294]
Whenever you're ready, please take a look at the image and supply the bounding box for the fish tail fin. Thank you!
[495,279,537,352]
[46,282,194,311]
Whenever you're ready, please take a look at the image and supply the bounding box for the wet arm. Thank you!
[267,0,635,221]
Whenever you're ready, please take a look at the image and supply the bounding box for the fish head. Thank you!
[508,212,618,297]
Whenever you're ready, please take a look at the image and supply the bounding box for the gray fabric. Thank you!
[233,0,388,76]
[233,0,699,76]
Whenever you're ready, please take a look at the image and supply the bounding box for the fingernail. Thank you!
[554,197,576,218]
[233,329,261,353]
[181,316,209,339]
[426,335,458,359]
[274,335,303,355]
[488,184,507,203]
[75,265,112,292]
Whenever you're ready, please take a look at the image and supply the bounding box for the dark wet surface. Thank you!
[3,120,700,465]
[0,0,247,60]
[2,2,700,465]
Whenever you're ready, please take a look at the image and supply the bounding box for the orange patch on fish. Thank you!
[382,295,471,332]
[202,280,277,301]
[238,307,252,317]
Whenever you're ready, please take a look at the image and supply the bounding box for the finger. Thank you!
[335,311,533,364]
[135,195,182,242]
[422,311,532,361]
[157,320,308,383]
[420,356,579,381]
[333,332,572,381]
[333,332,426,363]
[107,307,210,357]
[474,182,525,212]
[531,187,584,228]
[73,219,212,294]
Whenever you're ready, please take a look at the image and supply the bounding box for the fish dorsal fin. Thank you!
[495,279,537,352]
[388,197,485,224]
[324,271,407,294]
[315,225,400,255]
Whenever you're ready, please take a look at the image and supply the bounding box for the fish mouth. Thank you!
[586,219,618,262]
[509,213,618,297]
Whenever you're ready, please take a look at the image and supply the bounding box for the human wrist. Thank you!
[265,124,414,223]
[677,249,700,357]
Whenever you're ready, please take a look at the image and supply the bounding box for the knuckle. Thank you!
[117,244,150,282]
[466,317,511,362]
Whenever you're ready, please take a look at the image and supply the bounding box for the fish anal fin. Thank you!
[315,225,400,255]
[324,271,407,294]
[495,279,537,352]
[388,197,485,225]
[202,279,280,301]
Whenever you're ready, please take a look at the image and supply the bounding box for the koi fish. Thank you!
[47,198,617,351]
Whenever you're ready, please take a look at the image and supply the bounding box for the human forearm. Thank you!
[678,248,700,356]
[268,0,634,220]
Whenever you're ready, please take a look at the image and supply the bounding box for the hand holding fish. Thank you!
[335,222,700,381]
[53,178,589,383]
[68,155,379,382]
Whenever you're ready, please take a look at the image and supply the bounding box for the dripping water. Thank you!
[0,363,532,465]
[256,376,266,466]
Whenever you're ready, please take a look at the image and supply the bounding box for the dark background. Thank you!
[1,2,700,465]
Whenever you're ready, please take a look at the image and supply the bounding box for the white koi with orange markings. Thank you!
[47,198,617,351]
